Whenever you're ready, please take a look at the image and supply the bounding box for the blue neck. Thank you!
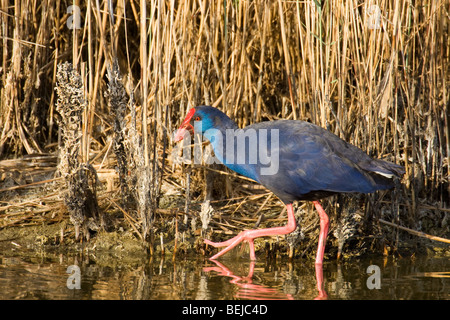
[203,127,259,182]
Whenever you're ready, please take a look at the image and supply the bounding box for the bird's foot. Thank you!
[204,204,297,261]
[204,237,237,248]
[204,230,257,260]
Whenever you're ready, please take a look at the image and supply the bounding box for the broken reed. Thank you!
[55,62,101,240]
[0,0,448,234]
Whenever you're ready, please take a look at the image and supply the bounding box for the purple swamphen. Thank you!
[174,106,405,264]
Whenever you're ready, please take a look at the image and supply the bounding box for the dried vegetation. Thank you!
[0,0,448,260]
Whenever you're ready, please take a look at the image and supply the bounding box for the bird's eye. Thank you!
[195,116,201,121]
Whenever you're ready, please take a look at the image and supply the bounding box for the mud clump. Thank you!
[0,222,148,265]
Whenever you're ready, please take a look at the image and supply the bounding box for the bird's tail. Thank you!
[371,159,405,178]
[360,159,405,189]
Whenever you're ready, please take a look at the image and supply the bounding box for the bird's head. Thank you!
[174,106,229,142]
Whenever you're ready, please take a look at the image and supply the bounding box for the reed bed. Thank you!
[0,0,448,259]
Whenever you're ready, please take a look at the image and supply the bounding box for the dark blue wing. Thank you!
[247,120,397,203]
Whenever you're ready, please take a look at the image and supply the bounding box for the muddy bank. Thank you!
[0,211,448,268]
[0,222,146,265]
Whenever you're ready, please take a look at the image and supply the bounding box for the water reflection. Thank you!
[203,259,330,300]
[0,252,448,299]
[204,260,294,300]
[314,263,328,300]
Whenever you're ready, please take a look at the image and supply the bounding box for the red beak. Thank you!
[174,108,195,142]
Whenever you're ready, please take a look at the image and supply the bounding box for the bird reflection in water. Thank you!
[204,259,327,300]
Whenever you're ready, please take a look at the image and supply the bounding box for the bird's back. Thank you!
[240,120,404,204]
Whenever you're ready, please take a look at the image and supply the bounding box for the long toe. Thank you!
[204,234,243,248]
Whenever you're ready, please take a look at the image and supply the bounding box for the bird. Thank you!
[174,106,405,265]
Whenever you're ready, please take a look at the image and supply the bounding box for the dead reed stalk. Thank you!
[106,59,134,208]
[55,62,101,240]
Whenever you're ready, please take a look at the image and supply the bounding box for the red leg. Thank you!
[247,239,256,261]
[204,203,297,260]
[313,201,329,265]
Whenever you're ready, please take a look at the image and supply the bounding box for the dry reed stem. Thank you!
[379,218,450,245]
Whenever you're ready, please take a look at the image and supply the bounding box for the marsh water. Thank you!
[0,251,448,300]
